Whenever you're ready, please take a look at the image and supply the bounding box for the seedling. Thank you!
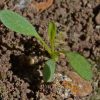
[0,10,93,82]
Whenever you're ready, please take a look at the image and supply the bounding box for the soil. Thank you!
[0,0,100,100]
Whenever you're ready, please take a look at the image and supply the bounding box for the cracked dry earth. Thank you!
[0,0,100,100]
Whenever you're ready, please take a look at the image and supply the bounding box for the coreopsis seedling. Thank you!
[0,10,93,82]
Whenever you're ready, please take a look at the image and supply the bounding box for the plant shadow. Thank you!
[10,54,44,99]
[9,38,48,99]
[93,4,100,24]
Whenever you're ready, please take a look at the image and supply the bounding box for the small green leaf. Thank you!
[48,22,56,52]
[0,10,52,54]
[65,51,93,80]
[43,59,56,82]
[0,10,38,37]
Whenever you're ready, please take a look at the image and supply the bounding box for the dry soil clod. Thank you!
[31,0,54,12]
[65,71,93,97]
[95,12,100,25]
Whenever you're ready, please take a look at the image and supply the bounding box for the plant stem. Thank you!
[51,39,55,53]
[36,35,51,54]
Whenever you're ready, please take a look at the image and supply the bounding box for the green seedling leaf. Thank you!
[0,10,51,54]
[43,59,56,82]
[0,10,38,37]
[48,22,56,52]
[65,51,93,80]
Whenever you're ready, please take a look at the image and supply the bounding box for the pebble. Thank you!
[82,0,87,5]
[67,98,73,100]
[53,71,93,98]
[14,0,31,9]
[66,71,93,97]
[54,73,71,99]
[96,25,100,29]
[95,12,100,25]
[60,53,66,59]
[96,0,100,3]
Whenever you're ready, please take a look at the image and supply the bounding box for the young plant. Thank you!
[0,10,93,82]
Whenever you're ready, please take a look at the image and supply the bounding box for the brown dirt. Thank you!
[0,0,100,100]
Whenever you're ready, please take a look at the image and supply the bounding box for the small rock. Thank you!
[53,73,71,99]
[96,0,100,3]
[27,56,35,65]
[82,0,87,5]
[14,0,31,9]
[67,98,73,100]
[40,93,48,100]
[95,12,100,25]
[66,71,93,97]
[60,53,66,59]
[0,66,8,79]
[96,25,100,29]
[18,55,35,66]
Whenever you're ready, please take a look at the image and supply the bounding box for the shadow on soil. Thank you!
[93,4,100,24]
[9,38,48,99]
